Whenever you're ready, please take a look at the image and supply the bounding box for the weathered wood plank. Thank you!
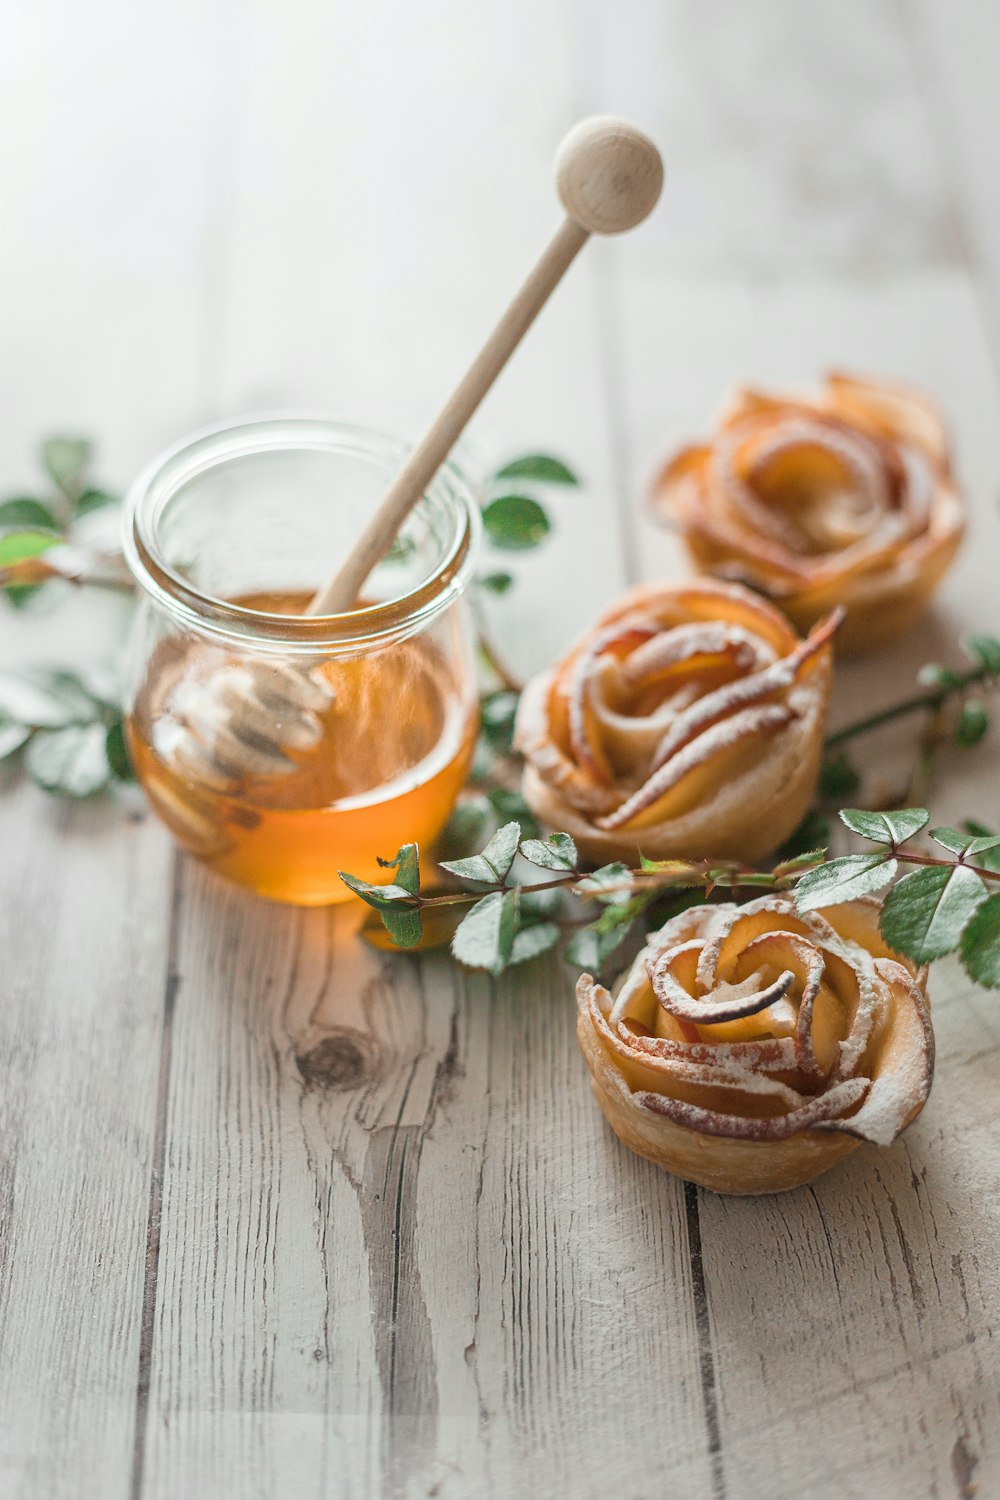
[138,3,714,1495]
[4,1,1000,1497]
[0,1,221,1496]
[596,2,1000,1496]
[698,956,1000,1500]
[0,785,174,1500]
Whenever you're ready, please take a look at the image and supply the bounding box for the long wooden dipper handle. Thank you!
[308,116,663,616]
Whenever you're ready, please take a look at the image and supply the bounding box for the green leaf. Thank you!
[436,797,492,860]
[24,723,112,796]
[437,852,498,885]
[0,719,31,759]
[479,690,520,752]
[105,720,135,781]
[955,700,989,747]
[772,847,828,876]
[819,751,860,800]
[928,826,1000,858]
[451,889,520,974]
[963,633,1000,675]
[378,905,423,949]
[593,894,652,934]
[565,916,634,971]
[338,872,417,909]
[960,894,1000,988]
[493,454,579,485]
[469,736,495,784]
[0,530,61,568]
[577,862,633,902]
[879,864,986,963]
[0,667,100,728]
[41,436,91,500]
[75,487,118,518]
[839,807,929,845]
[519,832,578,872]
[794,853,897,912]
[565,888,655,970]
[930,826,973,854]
[376,842,420,896]
[917,662,961,690]
[636,856,699,883]
[478,818,524,878]
[77,659,124,711]
[4,584,47,609]
[441,821,521,884]
[476,571,515,595]
[0,497,60,532]
[509,921,560,965]
[961,821,1000,873]
[486,786,540,838]
[482,495,551,551]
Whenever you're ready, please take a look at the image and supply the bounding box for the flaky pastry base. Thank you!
[652,373,964,654]
[516,579,834,865]
[578,896,933,1195]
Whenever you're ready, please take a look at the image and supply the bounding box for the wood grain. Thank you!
[1,0,1000,1497]
[598,2,1000,1496]
[0,784,173,1498]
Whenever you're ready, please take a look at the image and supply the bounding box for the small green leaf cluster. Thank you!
[919,634,999,747]
[473,452,579,596]
[0,436,120,608]
[339,827,827,979]
[0,663,135,796]
[795,807,1000,986]
[341,824,573,973]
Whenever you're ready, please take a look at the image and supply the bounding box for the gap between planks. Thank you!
[130,851,185,1500]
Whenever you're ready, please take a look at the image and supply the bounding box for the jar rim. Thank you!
[122,413,481,653]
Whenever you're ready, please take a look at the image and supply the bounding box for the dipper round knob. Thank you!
[555,115,664,236]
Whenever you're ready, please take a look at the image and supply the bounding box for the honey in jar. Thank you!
[122,418,482,904]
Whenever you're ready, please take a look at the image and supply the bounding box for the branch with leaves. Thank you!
[340,807,1000,989]
[0,436,128,606]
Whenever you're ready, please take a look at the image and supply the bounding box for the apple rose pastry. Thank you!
[515,580,835,865]
[577,895,934,1195]
[652,372,964,653]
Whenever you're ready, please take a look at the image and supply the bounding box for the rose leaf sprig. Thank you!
[794,807,1000,986]
[817,632,1000,800]
[340,807,1000,990]
[0,436,128,606]
[386,449,578,594]
[0,663,135,796]
[475,451,578,583]
[339,824,827,976]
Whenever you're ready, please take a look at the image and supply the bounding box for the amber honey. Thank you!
[127,590,477,905]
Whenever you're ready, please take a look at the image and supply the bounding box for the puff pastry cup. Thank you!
[515,579,835,865]
[652,372,964,653]
[577,895,934,1195]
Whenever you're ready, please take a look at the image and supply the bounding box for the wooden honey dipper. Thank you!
[172,116,664,786]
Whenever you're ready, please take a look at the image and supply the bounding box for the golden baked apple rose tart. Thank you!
[577,895,934,1195]
[515,579,836,865]
[652,372,964,653]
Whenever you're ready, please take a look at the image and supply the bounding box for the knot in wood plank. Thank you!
[296,1028,381,1092]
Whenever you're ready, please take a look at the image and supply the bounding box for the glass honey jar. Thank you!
[122,416,481,904]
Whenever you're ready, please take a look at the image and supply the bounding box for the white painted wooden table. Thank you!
[2,3,999,1496]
